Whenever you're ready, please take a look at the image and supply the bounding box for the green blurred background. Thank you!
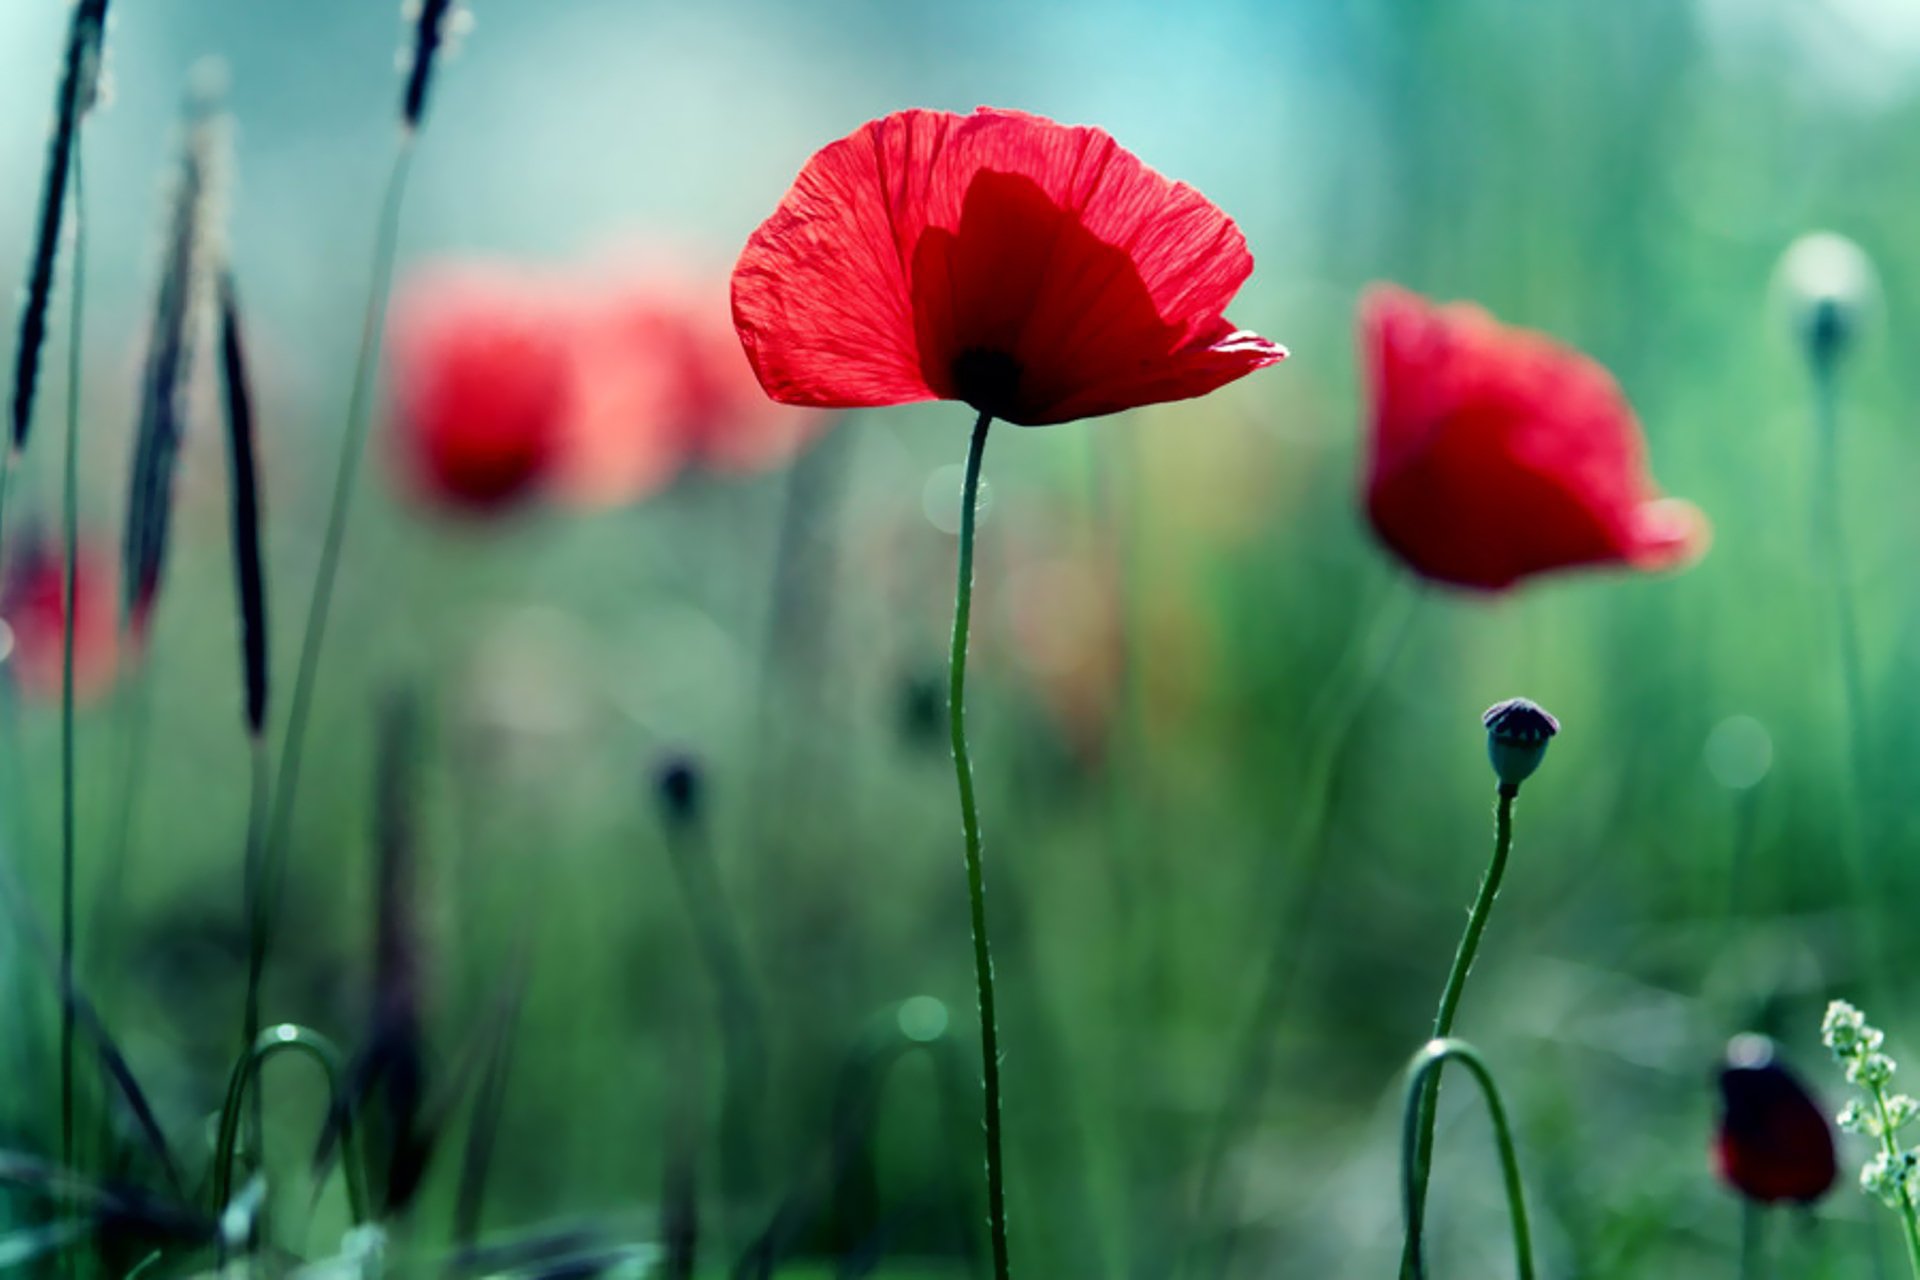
[4,0,1920,1274]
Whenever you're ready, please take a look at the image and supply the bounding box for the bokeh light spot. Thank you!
[897,995,949,1043]
[923,465,993,536]
[1705,715,1772,790]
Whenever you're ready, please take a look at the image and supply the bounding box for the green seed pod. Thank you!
[1482,697,1559,790]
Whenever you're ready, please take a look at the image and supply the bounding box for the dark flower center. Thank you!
[951,346,1024,420]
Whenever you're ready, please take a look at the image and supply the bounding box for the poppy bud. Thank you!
[1715,1033,1837,1205]
[654,754,703,828]
[1482,698,1558,791]
[1778,232,1876,370]
[896,669,946,752]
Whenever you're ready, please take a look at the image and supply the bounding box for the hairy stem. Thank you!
[949,409,1010,1280]
[1400,1038,1534,1279]
[1401,784,1518,1276]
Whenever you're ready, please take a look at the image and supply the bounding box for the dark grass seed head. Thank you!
[122,66,229,634]
[9,0,114,452]
[217,271,268,736]
[401,0,467,130]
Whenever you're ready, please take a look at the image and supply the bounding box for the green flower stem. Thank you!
[257,138,414,1001]
[211,1023,367,1250]
[1400,783,1518,1278]
[1399,1038,1534,1280]
[1810,349,1888,1003]
[1737,1201,1763,1280]
[949,408,1010,1280]
[1867,1081,1920,1276]
[57,143,87,1200]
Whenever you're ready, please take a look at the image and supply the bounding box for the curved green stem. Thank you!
[1865,1082,1920,1276]
[949,409,1009,1280]
[211,1023,367,1245]
[256,139,414,1001]
[58,142,87,1192]
[1401,783,1518,1277]
[1400,1037,1533,1279]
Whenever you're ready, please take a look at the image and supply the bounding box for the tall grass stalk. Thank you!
[57,143,89,1204]
[215,266,274,1120]
[1398,1038,1534,1279]
[12,0,109,452]
[259,0,457,1027]
[948,409,1010,1280]
[658,763,767,1240]
[258,139,414,1005]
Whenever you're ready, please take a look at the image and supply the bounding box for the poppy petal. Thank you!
[731,111,950,410]
[734,107,1283,426]
[1361,284,1706,591]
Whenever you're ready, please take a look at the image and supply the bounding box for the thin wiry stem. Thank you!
[1399,1038,1534,1280]
[58,143,88,1199]
[256,139,415,1000]
[1191,583,1420,1275]
[948,409,1010,1280]
[1400,784,1519,1278]
[86,664,154,974]
[1810,352,1888,1005]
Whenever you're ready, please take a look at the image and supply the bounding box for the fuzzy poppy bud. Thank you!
[1482,698,1558,790]
[654,755,703,828]
[1715,1033,1837,1206]
[1779,232,1876,371]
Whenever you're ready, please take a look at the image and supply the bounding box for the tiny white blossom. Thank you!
[1840,1099,1880,1136]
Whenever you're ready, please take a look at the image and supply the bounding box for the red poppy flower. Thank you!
[731,107,1286,426]
[387,264,570,514]
[1360,285,1706,591]
[1714,1035,1837,1205]
[557,266,826,507]
[1,535,118,704]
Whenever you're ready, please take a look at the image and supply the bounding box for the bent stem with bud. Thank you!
[1399,698,1556,1279]
[1824,1000,1920,1275]
[949,409,1011,1280]
[1399,1038,1534,1280]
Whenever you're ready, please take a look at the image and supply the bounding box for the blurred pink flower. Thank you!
[2,533,118,705]
[555,263,829,508]
[387,263,571,515]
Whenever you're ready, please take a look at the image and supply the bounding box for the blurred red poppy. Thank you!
[1715,1036,1836,1205]
[1,535,117,704]
[387,264,570,514]
[1360,285,1705,591]
[732,107,1286,426]
[556,267,826,507]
